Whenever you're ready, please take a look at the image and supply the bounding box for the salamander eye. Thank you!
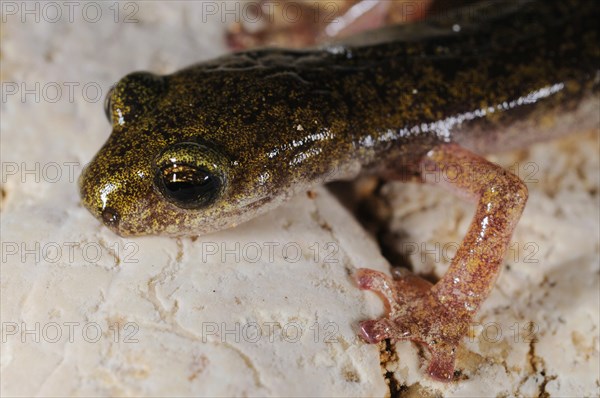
[154,142,228,209]
[158,164,221,208]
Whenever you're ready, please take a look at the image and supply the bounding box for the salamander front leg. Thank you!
[356,143,528,381]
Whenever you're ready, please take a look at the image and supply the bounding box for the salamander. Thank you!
[79,0,599,381]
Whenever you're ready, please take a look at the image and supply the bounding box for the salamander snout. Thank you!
[78,157,156,236]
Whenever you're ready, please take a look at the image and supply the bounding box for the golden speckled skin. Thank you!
[79,0,598,236]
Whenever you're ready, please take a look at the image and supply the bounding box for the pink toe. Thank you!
[426,347,457,382]
[359,319,387,343]
[354,268,386,290]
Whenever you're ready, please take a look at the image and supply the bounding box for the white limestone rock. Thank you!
[2,1,598,397]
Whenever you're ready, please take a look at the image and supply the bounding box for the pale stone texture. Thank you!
[1,1,599,397]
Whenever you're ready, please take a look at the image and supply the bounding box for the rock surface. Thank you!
[1,2,598,397]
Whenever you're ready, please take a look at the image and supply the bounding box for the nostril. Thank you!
[101,207,120,227]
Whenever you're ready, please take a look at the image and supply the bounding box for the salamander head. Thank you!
[80,52,353,237]
[79,70,280,237]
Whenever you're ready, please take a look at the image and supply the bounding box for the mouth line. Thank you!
[92,192,275,237]
[237,195,272,211]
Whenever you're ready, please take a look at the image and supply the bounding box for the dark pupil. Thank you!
[160,165,219,208]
